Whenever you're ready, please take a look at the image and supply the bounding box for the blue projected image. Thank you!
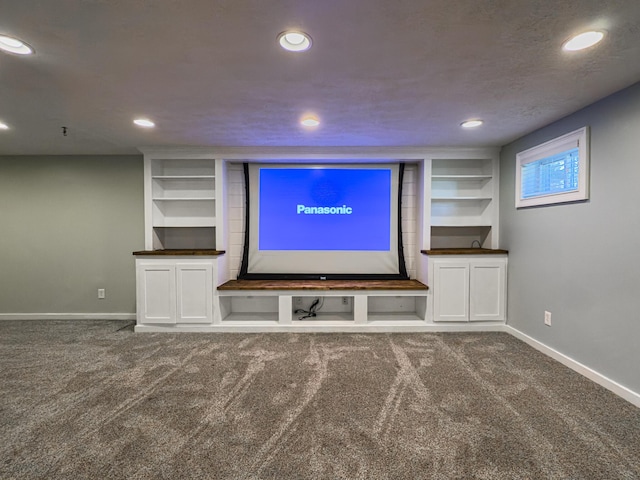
[259,168,391,251]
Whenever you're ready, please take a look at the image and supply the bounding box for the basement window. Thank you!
[515,126,589,208]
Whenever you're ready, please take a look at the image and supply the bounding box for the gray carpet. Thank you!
[1,321,639,479]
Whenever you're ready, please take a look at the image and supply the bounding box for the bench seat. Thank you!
[218,279,428,291]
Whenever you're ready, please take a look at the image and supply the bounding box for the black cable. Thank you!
[295,297,323,320]
[116,321,135,332]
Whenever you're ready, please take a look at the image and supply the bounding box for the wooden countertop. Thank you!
[218,279,428,291]
[421,248,508,255]
[133,249,226,256]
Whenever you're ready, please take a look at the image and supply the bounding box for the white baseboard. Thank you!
[134,322,508,333]
[0,313,136,321]
[505,325,640,408]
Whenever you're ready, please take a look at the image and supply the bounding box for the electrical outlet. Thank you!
[342,297,349,305]
[98,288,106,299]
[544,311,551,326]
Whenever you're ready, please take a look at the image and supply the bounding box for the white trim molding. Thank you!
[506,325,640,408]
[134,323,507,333]
[0,313,136,321]
[515,126,589,208]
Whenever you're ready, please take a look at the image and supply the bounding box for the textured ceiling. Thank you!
[1,0,639,155]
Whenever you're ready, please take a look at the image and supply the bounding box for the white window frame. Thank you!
[515,126,589,208]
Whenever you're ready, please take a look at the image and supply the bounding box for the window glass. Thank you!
[515,127,589,208]
[521,147,579,199]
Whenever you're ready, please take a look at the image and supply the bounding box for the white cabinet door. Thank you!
[176,263,213,324]
[469,261,506,321]
[136,258,216,326]
[433,263,470,322]
[137,264,177,324]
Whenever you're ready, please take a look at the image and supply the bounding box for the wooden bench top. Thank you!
[133,249,226,256]
[422,248,508,255]
[218,279,428,291]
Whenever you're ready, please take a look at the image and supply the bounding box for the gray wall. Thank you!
[0,155,144,315]
[500,82,640,394]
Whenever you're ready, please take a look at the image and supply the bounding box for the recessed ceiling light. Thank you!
[134,118,155,128]
[0,122,9,130]
[460,119,483,128]
[563,31,605,51]
[300,115,320,127]
[278,31,312,52]
[0,35,34,55]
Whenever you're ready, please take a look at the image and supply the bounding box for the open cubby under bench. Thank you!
[216,279,429,327]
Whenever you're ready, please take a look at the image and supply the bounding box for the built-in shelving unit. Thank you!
[134,146,506,333]
[292,296,355,322]
[142,151,225,250]
[213,290,429,329]
[366,295,427,322]
[429,158,499,249]
[218,295,280,323]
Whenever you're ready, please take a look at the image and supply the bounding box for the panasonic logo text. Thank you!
[297,205,353,215]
